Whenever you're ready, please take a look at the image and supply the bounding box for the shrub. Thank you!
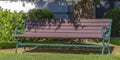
[0,43,16,49]
[0,8,26,43]
[27,9,54,19]
[0,8,54,43]
[103,8,120,37]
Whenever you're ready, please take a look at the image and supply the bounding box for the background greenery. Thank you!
[0,7,25,43]
[103,8,120,37]
[0,8,54,43]
[27,9,54,19]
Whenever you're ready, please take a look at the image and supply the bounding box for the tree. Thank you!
[73,0,94,19]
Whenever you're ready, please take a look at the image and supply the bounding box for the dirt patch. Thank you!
[111,45,120,55]
[0,48,23,54]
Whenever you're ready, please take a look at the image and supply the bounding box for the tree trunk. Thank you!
[73,0,94,19]
[73,0,98,44]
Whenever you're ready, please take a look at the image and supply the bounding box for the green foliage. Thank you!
[103,8,120,36]
[0,8,26,43]
[27,9,54,19]
[110,37,120,45]
[0,43,16,49]
[0,8,54,43]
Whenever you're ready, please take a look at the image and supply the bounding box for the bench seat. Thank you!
[14,19,112,54]
[16,33,102,38]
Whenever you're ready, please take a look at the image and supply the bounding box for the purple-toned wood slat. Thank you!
[78,19,110,22]
[16,33,101,38]
[26,19,110,26]
[25,26,105,30]
[27,19,110,23]
[78,23,109,26]
[25,29,102,34]
[26,23,109,29]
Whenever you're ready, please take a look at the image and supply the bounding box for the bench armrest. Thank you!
[101,26,109,38]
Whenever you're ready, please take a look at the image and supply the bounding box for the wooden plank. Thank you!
[26,23,109,28]
[79,19,110,22]
[26,19,110,24]
[26,19,110,25]
[25,29,102,34]
[16,33,101,38]
[25,26,105,30]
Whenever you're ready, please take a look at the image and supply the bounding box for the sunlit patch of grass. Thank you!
[0,53,119,60]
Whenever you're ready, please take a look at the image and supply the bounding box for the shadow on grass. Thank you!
[26,46,114,54]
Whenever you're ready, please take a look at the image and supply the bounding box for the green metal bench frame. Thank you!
[14,19,112,54]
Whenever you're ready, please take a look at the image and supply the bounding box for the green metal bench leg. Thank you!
[101,38,105,54]
[102,39,111,54]
[15,44,18,54]
[102,45,105,54]
[107,39,111,54]
[22,38,26,53]
[15,38,19,54]
[107,47,110,54]
[23,46,26,53]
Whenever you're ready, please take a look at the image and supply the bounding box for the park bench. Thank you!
[14,19,112,54]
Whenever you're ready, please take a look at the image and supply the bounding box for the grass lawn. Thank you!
[110,37,120,45]
[0,53,120,60]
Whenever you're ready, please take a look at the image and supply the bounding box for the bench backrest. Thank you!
[24,19,112,38]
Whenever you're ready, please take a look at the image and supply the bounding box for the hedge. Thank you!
[0,8,54,43]
[103,8,120,37]
[0,8,25,43]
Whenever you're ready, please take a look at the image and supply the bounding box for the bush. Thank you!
[0,43,16,49]
[0,8,26,43]
[103,8,120,37]
[27,9,54,19]
[0,8,54,43]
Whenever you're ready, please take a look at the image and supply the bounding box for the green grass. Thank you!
[0,53,119,60]
[110,37,120,45]
[0,43,16,49]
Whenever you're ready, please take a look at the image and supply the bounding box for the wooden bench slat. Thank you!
[26,19,110,26]
[78,19,110,23]
[26,23,109,28]
[26,26,107,30]
[16,33,101,38]
[27,19,110,23]
[79,23,109,26]
[25,29,102,34]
